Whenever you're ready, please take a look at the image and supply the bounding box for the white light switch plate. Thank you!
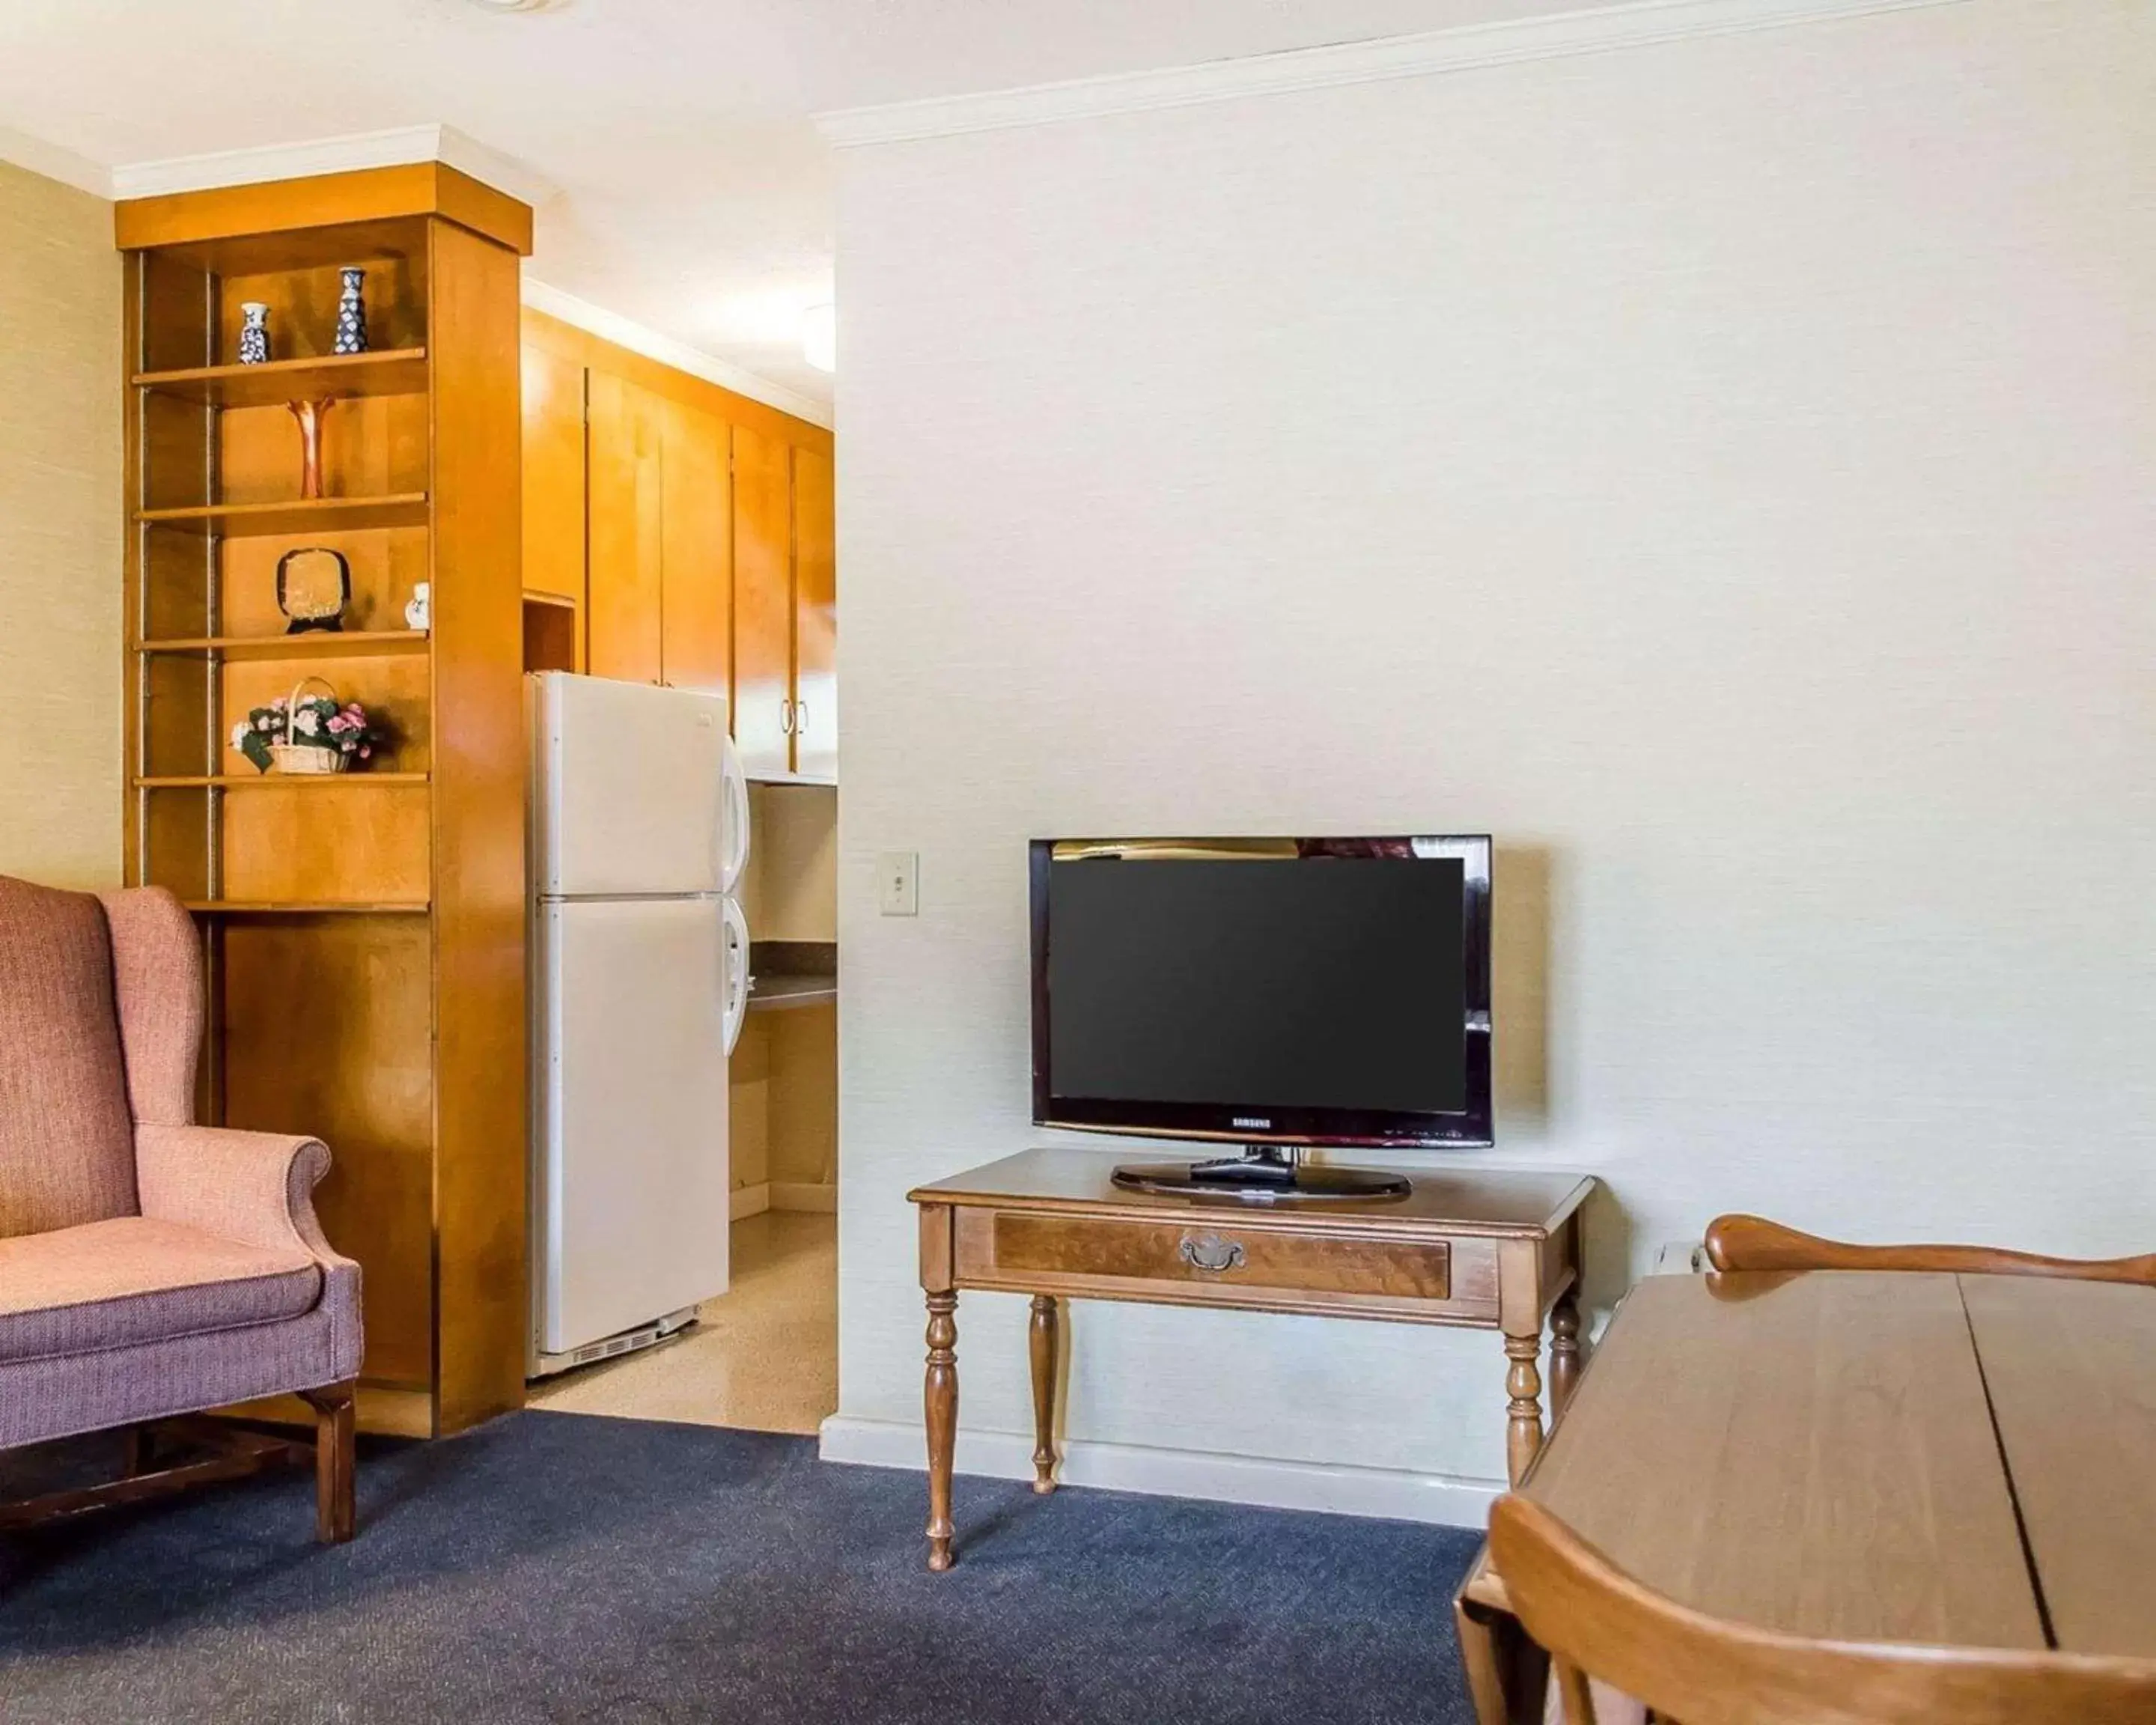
[877,851,919,916]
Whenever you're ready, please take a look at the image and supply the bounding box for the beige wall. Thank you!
[740,782,838,940]
[829,0,2155,1509]
[767,1006,836,1187]
[730,1018,773,1193]
[731,783,839,1196]
[730,1010,838,1193]
[0,159,120,889]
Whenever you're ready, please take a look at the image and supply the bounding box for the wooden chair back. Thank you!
[1702,1214,2156,1286]
[1487,1494,2156,1725]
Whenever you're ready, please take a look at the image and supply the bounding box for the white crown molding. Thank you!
[820,1416,1503,1529]
[521,277,834,430]
[816,0,1970,147]
[108,123,555,207]
[0,125,114,198]
[435,125,557,208]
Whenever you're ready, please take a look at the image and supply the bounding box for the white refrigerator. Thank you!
[528,672,752,1375]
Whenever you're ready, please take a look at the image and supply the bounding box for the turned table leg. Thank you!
[924,1291,959,1571]
[1029,1294,1059,1494]
[1548,1289,1583,1420]
[1502,1329,1544,1486]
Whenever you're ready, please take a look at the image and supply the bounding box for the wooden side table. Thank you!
[908,1149,1596,1571]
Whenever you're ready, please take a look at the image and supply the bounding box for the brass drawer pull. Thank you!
[1179,1234,1246,1274]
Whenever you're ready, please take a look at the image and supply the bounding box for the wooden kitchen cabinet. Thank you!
[585,369,665,684]
[791,445,836,781]
[521,343,586,606]
[588,375,734,698]
[732,427,838,781]
[524,307,832,773]
[732,420,795,776]
[657,397,730,697]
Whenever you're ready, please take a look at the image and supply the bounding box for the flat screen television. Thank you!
[1029,836,1491,1198]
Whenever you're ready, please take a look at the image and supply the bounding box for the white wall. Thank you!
[0,159,121,888]
[829,0,2155,1508]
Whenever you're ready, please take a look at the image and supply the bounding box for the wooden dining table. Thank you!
[1455,1268,2156,1724]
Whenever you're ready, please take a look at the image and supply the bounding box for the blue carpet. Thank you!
[0,1411,1482,1724]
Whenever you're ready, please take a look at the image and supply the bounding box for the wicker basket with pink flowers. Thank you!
[231,675,383,775]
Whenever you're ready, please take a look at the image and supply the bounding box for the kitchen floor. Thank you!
[529,1210,837,1435]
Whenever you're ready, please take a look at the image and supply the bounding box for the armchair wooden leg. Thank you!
[122,1424,156,1478]
[299,1381,356,1544]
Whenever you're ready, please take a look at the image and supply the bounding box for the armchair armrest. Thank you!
[135,1122,346,1265]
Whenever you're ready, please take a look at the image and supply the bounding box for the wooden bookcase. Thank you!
[117,166,533,1438]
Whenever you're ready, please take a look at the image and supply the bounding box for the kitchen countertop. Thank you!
[746,973,837,1011]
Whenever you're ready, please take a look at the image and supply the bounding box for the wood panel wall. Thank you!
[427,219,528,1433]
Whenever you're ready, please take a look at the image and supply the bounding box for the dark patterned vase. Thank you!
[334,267,368,356]
[238,302,271,365]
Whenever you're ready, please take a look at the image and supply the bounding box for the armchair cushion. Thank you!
[0,876,138,1238]
[0,1217,321,1364]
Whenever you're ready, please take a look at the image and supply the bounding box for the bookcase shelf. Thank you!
[135,630,430,660]
[135,773,430,789]
[135,347,428,409]
[136,493,430,538]
[183,900,431,916]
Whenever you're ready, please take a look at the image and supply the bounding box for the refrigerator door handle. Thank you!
[718,732,751,895]
[721,895,751,1056]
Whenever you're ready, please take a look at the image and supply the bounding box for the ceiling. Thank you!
[0,0,1606,407]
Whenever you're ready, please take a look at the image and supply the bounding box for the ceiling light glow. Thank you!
[802,303,836,374]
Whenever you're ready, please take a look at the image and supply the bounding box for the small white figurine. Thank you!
[405,582,431,632]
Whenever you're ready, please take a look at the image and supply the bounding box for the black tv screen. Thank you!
[1030,837,1492,1148]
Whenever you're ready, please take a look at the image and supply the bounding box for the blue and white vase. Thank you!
[238,302,271,365]
[333,267,368,356]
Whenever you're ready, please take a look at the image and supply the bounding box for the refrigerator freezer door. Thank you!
[532,672,731,898]
[535,896,731,1354]
[719,732,751,896]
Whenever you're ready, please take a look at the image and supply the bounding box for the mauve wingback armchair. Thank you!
[0,874,362,1542]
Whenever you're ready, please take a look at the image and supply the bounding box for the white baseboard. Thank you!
[770,1181,838,1213]
[730,1183,771,1221]
[817,1416,1502,1530]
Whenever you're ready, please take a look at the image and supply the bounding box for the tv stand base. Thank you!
[1111,1144,1410,1201]
[910,1149,1598,1570]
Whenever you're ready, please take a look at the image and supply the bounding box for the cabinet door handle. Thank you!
[781,699,795,734]
[794,700,808,736]
[1178,1235,1246,1274]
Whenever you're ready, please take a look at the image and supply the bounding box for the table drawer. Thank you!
[980,1212,1450,1301]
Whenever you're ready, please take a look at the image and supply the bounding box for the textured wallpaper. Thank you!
[0,159,121,888]
[827,0,2155,1508]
